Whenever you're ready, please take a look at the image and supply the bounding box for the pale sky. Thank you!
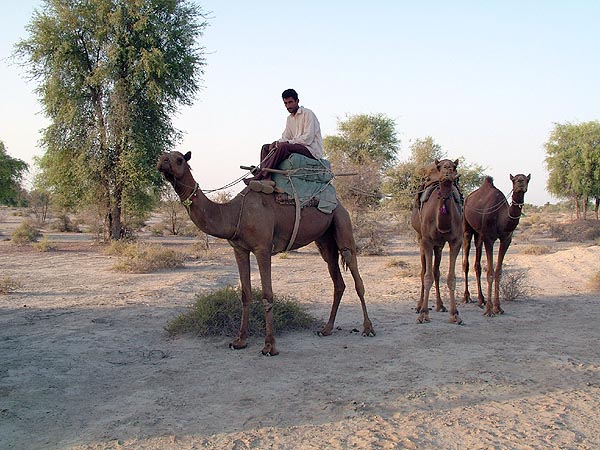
[2,1,599,205]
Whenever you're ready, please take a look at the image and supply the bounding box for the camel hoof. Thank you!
[449,314,463,325]
[229,341,247,350]
[362,329,376,337]
[261,345,279,356]
[417,314,430,324]
[494,308,505,315]
[318,325,333,337]
[483,311,495,317]
[436,306,447,313]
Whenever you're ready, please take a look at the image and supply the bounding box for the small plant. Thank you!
[278,252,289,259]
[166,286,317,337]
[33,236,56,252]
[589,270,600,291]
[522,245,551,255]
[108,242,185,273]
[11,220,41,245]
[386,258,419,277]
[0,276,21,295]
[500,268,532,301]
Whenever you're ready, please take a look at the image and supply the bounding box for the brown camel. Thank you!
[157,151,375,356]
[462,174,531,316]
[410,159,463,324]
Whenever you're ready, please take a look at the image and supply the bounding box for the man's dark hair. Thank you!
[281,88,298,101]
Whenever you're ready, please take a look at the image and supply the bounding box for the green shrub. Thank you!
[11,220,41,245]
[166,286,317,337]
[109,242,185,273]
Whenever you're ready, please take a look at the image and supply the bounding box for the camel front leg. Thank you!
[254,249,278,356]
[416,249,426,312]
[433,245,446,312]
[447,241,463,324]
[483,240,496,317]
[230,247,252,350]
[418,244,434,323]
[493,237,512,315]
[462,229,473,303]
[474,237,486,308]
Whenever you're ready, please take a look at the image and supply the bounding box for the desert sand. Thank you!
[1,208,600,450]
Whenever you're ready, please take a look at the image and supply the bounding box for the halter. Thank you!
[508,200,524,220]
[181,182,199,211]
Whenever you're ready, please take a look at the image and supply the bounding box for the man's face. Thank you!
[283,97,300,114]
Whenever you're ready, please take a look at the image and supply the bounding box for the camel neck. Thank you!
[171,174,236,240]
[507,192,525,223]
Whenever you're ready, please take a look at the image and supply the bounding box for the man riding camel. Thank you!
[245,88,323,194]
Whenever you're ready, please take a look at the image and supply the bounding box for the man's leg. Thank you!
[255,143,314,180]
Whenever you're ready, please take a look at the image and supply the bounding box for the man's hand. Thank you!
[269,141,279,151]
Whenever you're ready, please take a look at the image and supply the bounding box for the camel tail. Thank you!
[340,249,353,272]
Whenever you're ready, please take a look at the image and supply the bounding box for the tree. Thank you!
[383,137,486,210]
[324,113,399,210]
[0,140,29,206]
[15,0,207,240]
[545,121,600,219]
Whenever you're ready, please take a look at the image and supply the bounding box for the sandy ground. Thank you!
[1,208,600,450]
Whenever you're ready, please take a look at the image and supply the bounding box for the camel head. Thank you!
[157,151,192,184]
[509,173,531,194]
[435,159,459,183]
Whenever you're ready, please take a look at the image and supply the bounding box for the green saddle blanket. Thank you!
[271,154,338,214]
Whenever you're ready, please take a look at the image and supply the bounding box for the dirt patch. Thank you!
[1,210,600,449]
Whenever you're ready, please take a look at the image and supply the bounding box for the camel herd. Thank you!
[158,152,530,354]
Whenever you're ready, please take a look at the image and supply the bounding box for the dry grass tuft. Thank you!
[386,258,419,277]
[107,242,185,273]
[551,219,600,242]
[166,286,317,337]
[521,245,552,255]
[33,236,56,252]
[0,276,22,295]
[500,268,533,301]
[589,271,600,291]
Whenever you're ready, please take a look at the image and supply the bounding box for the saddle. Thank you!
[418,182,464,213]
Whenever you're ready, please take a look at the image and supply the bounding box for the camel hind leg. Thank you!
[330,206,375,336]
[315,235,346,336]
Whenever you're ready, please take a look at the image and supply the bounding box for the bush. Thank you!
[522,245,551,255]
[0,276,22,295]
[166,286,317,337]
[11,220,41,245]
[589,271,600,291]
[551,220,600,242]
[108,242,185,273]
[500,269,532,301]
[33,236,56,252]
[386,258,419,277]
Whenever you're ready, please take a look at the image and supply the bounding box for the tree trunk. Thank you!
[583,195,588,220]
[595,197,599,220]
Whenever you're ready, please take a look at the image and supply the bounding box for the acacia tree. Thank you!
[545,121,600,219]
[324,113,399,210]
[15,0,207,240]
[0,140,29,206]
[384,136,486,210]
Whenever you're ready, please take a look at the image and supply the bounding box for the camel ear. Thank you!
[526,174,531,181]
[184,151,191,161]
[453,159,459,168]
[434,159,440,169]
[510,174,514,181]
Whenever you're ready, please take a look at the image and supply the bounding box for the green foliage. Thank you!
[383,137,487,210]
[165,286,317,337]
[107,241,185,273]
[11,220,42,245]
[544,121,600,218]
[0,140,29,206]
[15,0,208,240]
[325,113,399,169]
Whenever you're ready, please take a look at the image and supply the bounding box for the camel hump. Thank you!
[484,176,495,186]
